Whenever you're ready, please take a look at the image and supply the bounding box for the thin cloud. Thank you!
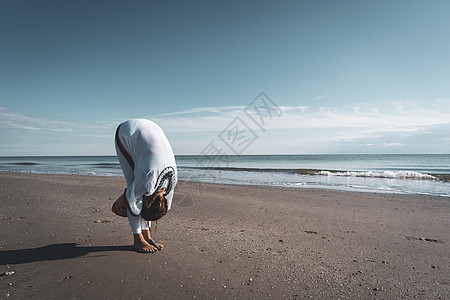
[146,99,450,140]
[312,94,331,100]
[158,105,244,117]
[331,126,422,143]
[1,98,449,155]
[0,107,115,135]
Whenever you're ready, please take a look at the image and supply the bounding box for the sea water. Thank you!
[1,154,449,197]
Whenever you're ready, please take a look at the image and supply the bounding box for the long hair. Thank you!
[141,189,168,221]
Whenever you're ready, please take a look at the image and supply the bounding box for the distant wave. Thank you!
[6,162,40,166]
[87,163,120,168]
[318,170,438,180]
[182,166,448,182]
[185,166,330,174]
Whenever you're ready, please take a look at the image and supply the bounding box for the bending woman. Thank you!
[112,119,177,253]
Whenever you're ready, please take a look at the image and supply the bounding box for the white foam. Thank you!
[318,170,437,180]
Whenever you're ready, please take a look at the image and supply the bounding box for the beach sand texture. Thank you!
[1,172,449,299]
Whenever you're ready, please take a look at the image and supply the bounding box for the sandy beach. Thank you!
[0,172,448,299]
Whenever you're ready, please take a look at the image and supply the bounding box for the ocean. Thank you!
[1,154,449,197]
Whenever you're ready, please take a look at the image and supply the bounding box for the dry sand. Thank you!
[0,172,449,299]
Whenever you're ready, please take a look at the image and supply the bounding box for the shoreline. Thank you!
[1,172,449,299]
[1,170,449,198]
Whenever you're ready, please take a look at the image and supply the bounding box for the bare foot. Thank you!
[133,239,158,253]
[148,239,164,251]
[133,233,157,253]
[142,229,164,251]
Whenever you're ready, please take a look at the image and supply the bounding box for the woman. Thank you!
[112,119,177,253]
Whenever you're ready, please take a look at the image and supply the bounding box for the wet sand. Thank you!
[0,172,449,299]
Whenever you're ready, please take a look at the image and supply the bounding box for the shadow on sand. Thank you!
[0,243,134,265]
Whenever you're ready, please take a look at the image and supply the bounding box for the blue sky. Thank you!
[1,0,449,155]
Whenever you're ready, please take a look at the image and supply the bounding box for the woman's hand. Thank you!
[112,193,127,217]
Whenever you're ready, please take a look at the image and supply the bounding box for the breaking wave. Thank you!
[187,166,446,181]
[318,170,437,180]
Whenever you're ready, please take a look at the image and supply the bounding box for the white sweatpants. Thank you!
[115,141,150,234]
